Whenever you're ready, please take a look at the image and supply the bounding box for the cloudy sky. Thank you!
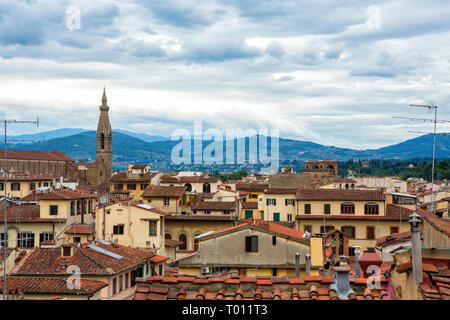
[0,0,449,149]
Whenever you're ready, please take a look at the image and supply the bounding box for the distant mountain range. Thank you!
[5,129,450,171]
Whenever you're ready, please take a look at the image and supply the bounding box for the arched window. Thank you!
[351,183,355,190]
[185,183,192,192]
[70,201,75,216]
[179,234,187,250]
[365,203,379,215]
[341,202,355,214]
[76,200,81,215]
[345,183,349,190]
[165,233,172,240]
[100,133,105,150]
[193,234,200,251]
[88,199,92,213]
[202,183,211,193]
[326,165,335,175]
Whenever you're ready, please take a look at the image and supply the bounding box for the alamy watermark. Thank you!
[366,5,381,30]
[66,265,81,290]
[170,121,280,173]
[65,5,81,30]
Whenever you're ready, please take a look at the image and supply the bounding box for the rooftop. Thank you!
[0,276,107,296]
[133,274,391,300]
[296,189,385,201]
[0,204,65,223]
[12,242,154,276]
[141,185,186,198]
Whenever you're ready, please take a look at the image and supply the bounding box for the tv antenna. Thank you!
[393,104,450,216]
[1,117,42,300]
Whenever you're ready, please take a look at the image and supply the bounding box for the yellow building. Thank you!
[141,185,188,214]
[177,219,323,277]
[1,189,100,249]
[0,174,53,200]
[295,189,411,252]
[257,188,298,223]
[160,175,222,193]
[94,201,168,254]
[164,215,238,255]
[0,203,66,249]
[110,170,162,201]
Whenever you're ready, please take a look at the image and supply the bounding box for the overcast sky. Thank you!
[0,0,449,149]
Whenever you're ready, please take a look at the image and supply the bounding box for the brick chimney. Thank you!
[358,249,382,278]
[409,212,423,285]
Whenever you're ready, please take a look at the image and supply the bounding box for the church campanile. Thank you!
[96,87,112,184]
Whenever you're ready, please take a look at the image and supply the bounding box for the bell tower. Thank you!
[96,87,112,184]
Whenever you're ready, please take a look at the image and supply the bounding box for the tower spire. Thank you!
[102,87,107,106]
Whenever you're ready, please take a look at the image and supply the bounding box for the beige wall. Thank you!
[1,222,66,249]
[40,198,97,225]
[297,219,410,251]
[2,180,52,200]
[258,193,297,222]
[160,181,222,193]
[165,220,235,253]
[95,202,164,252]
[179,228,310,268]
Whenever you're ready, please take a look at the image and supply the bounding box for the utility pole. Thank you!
[393,104,450,215]
[1,118,40,300]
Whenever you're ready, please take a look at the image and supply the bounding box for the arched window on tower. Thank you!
[101,133,105,150]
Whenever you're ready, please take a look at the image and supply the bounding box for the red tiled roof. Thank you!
[200,219,307,243]
[192,201,236,211]
[296,189,385,201]
[241,202,258,209]
[160,176,221,184]
[110,172,158,182]
[264,188,298,194]
[37,189,98,200]
[0,204,65,223]
[0,276,106,295]
[150,255,169,264]
[4,174,54,182]
[164,239,181,248]
[164,215,237,221]
[12,242,154,276]
[133,274,390,300]
[376,231,412,247]
[141,185,186,198]
[0,149,73,162]
[419,208,450,238]
[65,224,95,235]
[235,183,269,192]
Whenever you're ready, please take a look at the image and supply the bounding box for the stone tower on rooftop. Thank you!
[96,87,112,185]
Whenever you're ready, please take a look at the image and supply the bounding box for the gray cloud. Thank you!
[0,0,450,149]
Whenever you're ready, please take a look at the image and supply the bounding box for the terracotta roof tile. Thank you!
[296,189,384,201]
[12,242,153,276]
[65,224,94,235]
[0,276,106,295]
[192,201,237,211]
[142,186,186,198]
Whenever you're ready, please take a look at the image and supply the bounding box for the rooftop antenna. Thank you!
[1,117,42,300]
[393,104,450,216]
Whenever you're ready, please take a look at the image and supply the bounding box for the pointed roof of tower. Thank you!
[102,87,107,106]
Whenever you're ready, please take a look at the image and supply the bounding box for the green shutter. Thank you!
[245,210,253,219]
[273,212,280,222]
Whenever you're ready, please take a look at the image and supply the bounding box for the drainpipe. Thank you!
[354,246,361,278]
[295,252,300,277]
[305,253,311,276]
[409,212,422,285]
